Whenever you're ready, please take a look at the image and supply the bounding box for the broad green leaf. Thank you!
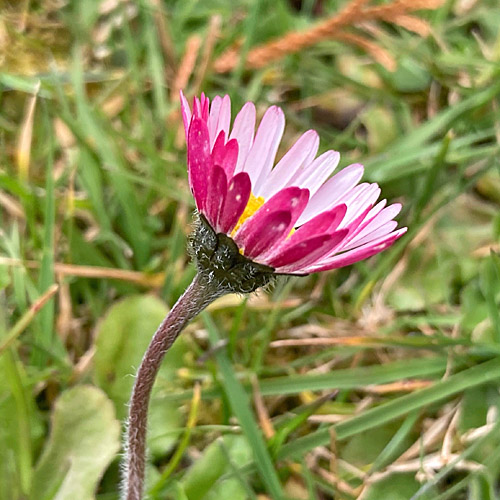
[390,57,432,93]
[361,472,436,500]
[361,106,398,152]
[179,435,252,500]
[204,478,248,500]
[342,422,405,468]
[30,386,120,500]
[459,387,489,432]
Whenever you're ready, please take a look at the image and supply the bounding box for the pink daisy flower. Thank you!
[180,92,407,275]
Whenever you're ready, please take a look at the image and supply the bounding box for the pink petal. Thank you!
[193,96,201,117]
[339,183,381,228]
[200,93,209,121]
[263,204,347,261]
[367,199,388,218]
[193,94,209,121]
[268,229,349,271]
[217,96,231,141]
[207,96,222,142]
[243,211,292,258]
[187,117,212,211]
[212,132,239,179]
[230,102,256,173]
[218,173,251,234]
[293,203,347,239]
[234,187,309,255]
[304,228,407,273]
[204,165,227,230]
[317,203,373,263]
[297,163,364,225]
[259,130,319,199]
[211,131,226,165]
[344,203,402,250]
[223,139,239,178]
[288,150,340,197]
[334,203,374,254]
[180,90,192,141]
[347,221,399,249]
[208,95,231,149]
[353,199,387,231]
[242,106,285,191]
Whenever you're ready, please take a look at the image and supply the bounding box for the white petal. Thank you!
[243,106,285,191]
[230,102,256,173]
[345,203,401,248]
[207,95,231,149]
[296,163,364,225]
[289,150,339,196]
[259,130,319,198]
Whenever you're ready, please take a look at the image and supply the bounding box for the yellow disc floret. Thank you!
[231,192,265,236]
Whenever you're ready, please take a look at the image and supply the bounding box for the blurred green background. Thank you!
[1,0,500,499]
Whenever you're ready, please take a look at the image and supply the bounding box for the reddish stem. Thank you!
[123,273,222,500]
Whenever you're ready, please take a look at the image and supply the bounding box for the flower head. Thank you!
[181,92,406,281]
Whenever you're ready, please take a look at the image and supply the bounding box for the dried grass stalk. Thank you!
[171,34,202,103]
[391,14,432,36]
[336,31,396,71]
[150,0,177,85]
[213,0,445,73]
[192,15,222,94]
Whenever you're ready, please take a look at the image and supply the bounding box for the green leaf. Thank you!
[361,106,398,152]
[30,386,120,500]
[278,357,500,460]
[480,253,500,343]
[161,356,449,403]
[366,82,500,182]
[204,477,248,500]
[0,350,42,499]
[31,106,60,368]
[0,265,10,291]
[94,295,186,457]
[342,421,405,468]
[390,57,432,93]
[258,356,447,396]
[361,472,436,500]
[370,411,420,473]
[179,435,252,500]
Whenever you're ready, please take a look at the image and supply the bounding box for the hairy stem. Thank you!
[122,273,224,500]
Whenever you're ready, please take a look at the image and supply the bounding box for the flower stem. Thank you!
[122,273,223,500]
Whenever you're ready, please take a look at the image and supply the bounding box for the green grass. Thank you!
[1,0,500,499]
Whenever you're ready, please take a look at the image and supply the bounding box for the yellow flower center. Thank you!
[231,192,265,236]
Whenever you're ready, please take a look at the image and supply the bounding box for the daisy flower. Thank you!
[180,91,406,276]
[123,92,408,500]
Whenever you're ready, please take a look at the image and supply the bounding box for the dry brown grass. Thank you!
[213,0,444,72]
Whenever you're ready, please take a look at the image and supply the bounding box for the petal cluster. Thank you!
[181,92,406,275]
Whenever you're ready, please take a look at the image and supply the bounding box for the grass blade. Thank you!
[202,312,285,500]
[278,357,500,460]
